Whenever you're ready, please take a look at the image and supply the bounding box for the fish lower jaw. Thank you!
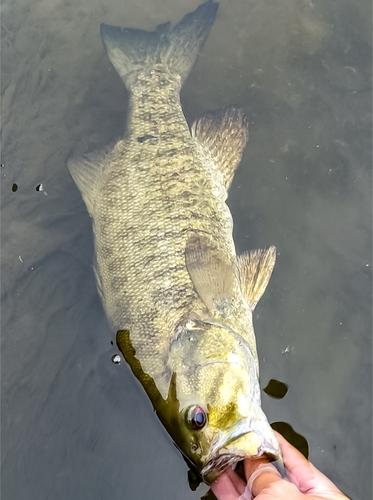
[201,448,279,485]
[201,432,281,484]
[201,440,260,484]
[201,453,244,484]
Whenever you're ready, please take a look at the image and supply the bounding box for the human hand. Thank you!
[211,432,349,500]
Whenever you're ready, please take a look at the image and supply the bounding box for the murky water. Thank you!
[1,1,371,499]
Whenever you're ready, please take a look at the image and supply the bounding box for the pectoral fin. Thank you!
[191,107,249,190]
[185,234,235,317]
[236,246,276,310]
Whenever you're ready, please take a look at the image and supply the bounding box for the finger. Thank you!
[275,431,313,486]
[244,457,270,478]
[226,466,247,495]
[275,432,344,495]
[243,459,283,498]
[211,469,246,500]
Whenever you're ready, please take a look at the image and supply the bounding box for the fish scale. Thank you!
[68,1,281,484]
[94,83,234,333]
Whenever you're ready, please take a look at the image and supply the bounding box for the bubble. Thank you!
[111,354,121,365]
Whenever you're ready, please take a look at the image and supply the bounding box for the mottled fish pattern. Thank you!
[68,1,281,483]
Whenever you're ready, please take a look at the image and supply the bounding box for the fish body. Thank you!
[68,1,281,483]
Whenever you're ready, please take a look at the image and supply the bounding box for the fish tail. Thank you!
[100,1,219,89]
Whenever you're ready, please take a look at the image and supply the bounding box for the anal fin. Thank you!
[191,107,249,190]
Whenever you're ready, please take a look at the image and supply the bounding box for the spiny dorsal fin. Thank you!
[185,234,235,317]
[236,246,276,310]
[191,107,249,190]
[116,329,169,406]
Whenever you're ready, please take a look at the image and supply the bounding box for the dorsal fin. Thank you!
[116,329,176,408]
[191,107,249,190]
[185,234,235,317]
[236,246,276,310]
[67,147,112,215]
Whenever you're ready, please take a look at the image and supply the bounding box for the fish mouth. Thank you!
[201,425,282,484]
[201,446,279,484]
[201,452,244,484]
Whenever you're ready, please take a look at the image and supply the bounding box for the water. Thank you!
[1,1,371,499]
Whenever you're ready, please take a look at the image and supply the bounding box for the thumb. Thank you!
[275,432,345,496]
[243,459,285,498]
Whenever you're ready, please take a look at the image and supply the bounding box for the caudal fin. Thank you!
[100,1,219,88]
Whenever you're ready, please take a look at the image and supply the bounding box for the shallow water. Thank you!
[1,1,371,499]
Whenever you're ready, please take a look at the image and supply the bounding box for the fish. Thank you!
[67,0,281,484]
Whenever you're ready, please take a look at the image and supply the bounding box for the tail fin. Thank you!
[100,1,219,88]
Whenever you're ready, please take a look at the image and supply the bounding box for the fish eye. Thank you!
[186,405,207,430]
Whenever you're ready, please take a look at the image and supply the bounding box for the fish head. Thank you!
[167,321,282,484]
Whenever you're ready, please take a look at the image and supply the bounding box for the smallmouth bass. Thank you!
[68,0,281,484]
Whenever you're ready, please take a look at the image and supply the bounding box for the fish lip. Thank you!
[201,419,282,484]
[201,453,243,484]
[200,428,249,484]
[201,447,281,485]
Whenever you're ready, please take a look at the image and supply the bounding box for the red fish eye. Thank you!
[187,405,207,430]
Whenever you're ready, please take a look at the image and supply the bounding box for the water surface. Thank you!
[1,1,371,499]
